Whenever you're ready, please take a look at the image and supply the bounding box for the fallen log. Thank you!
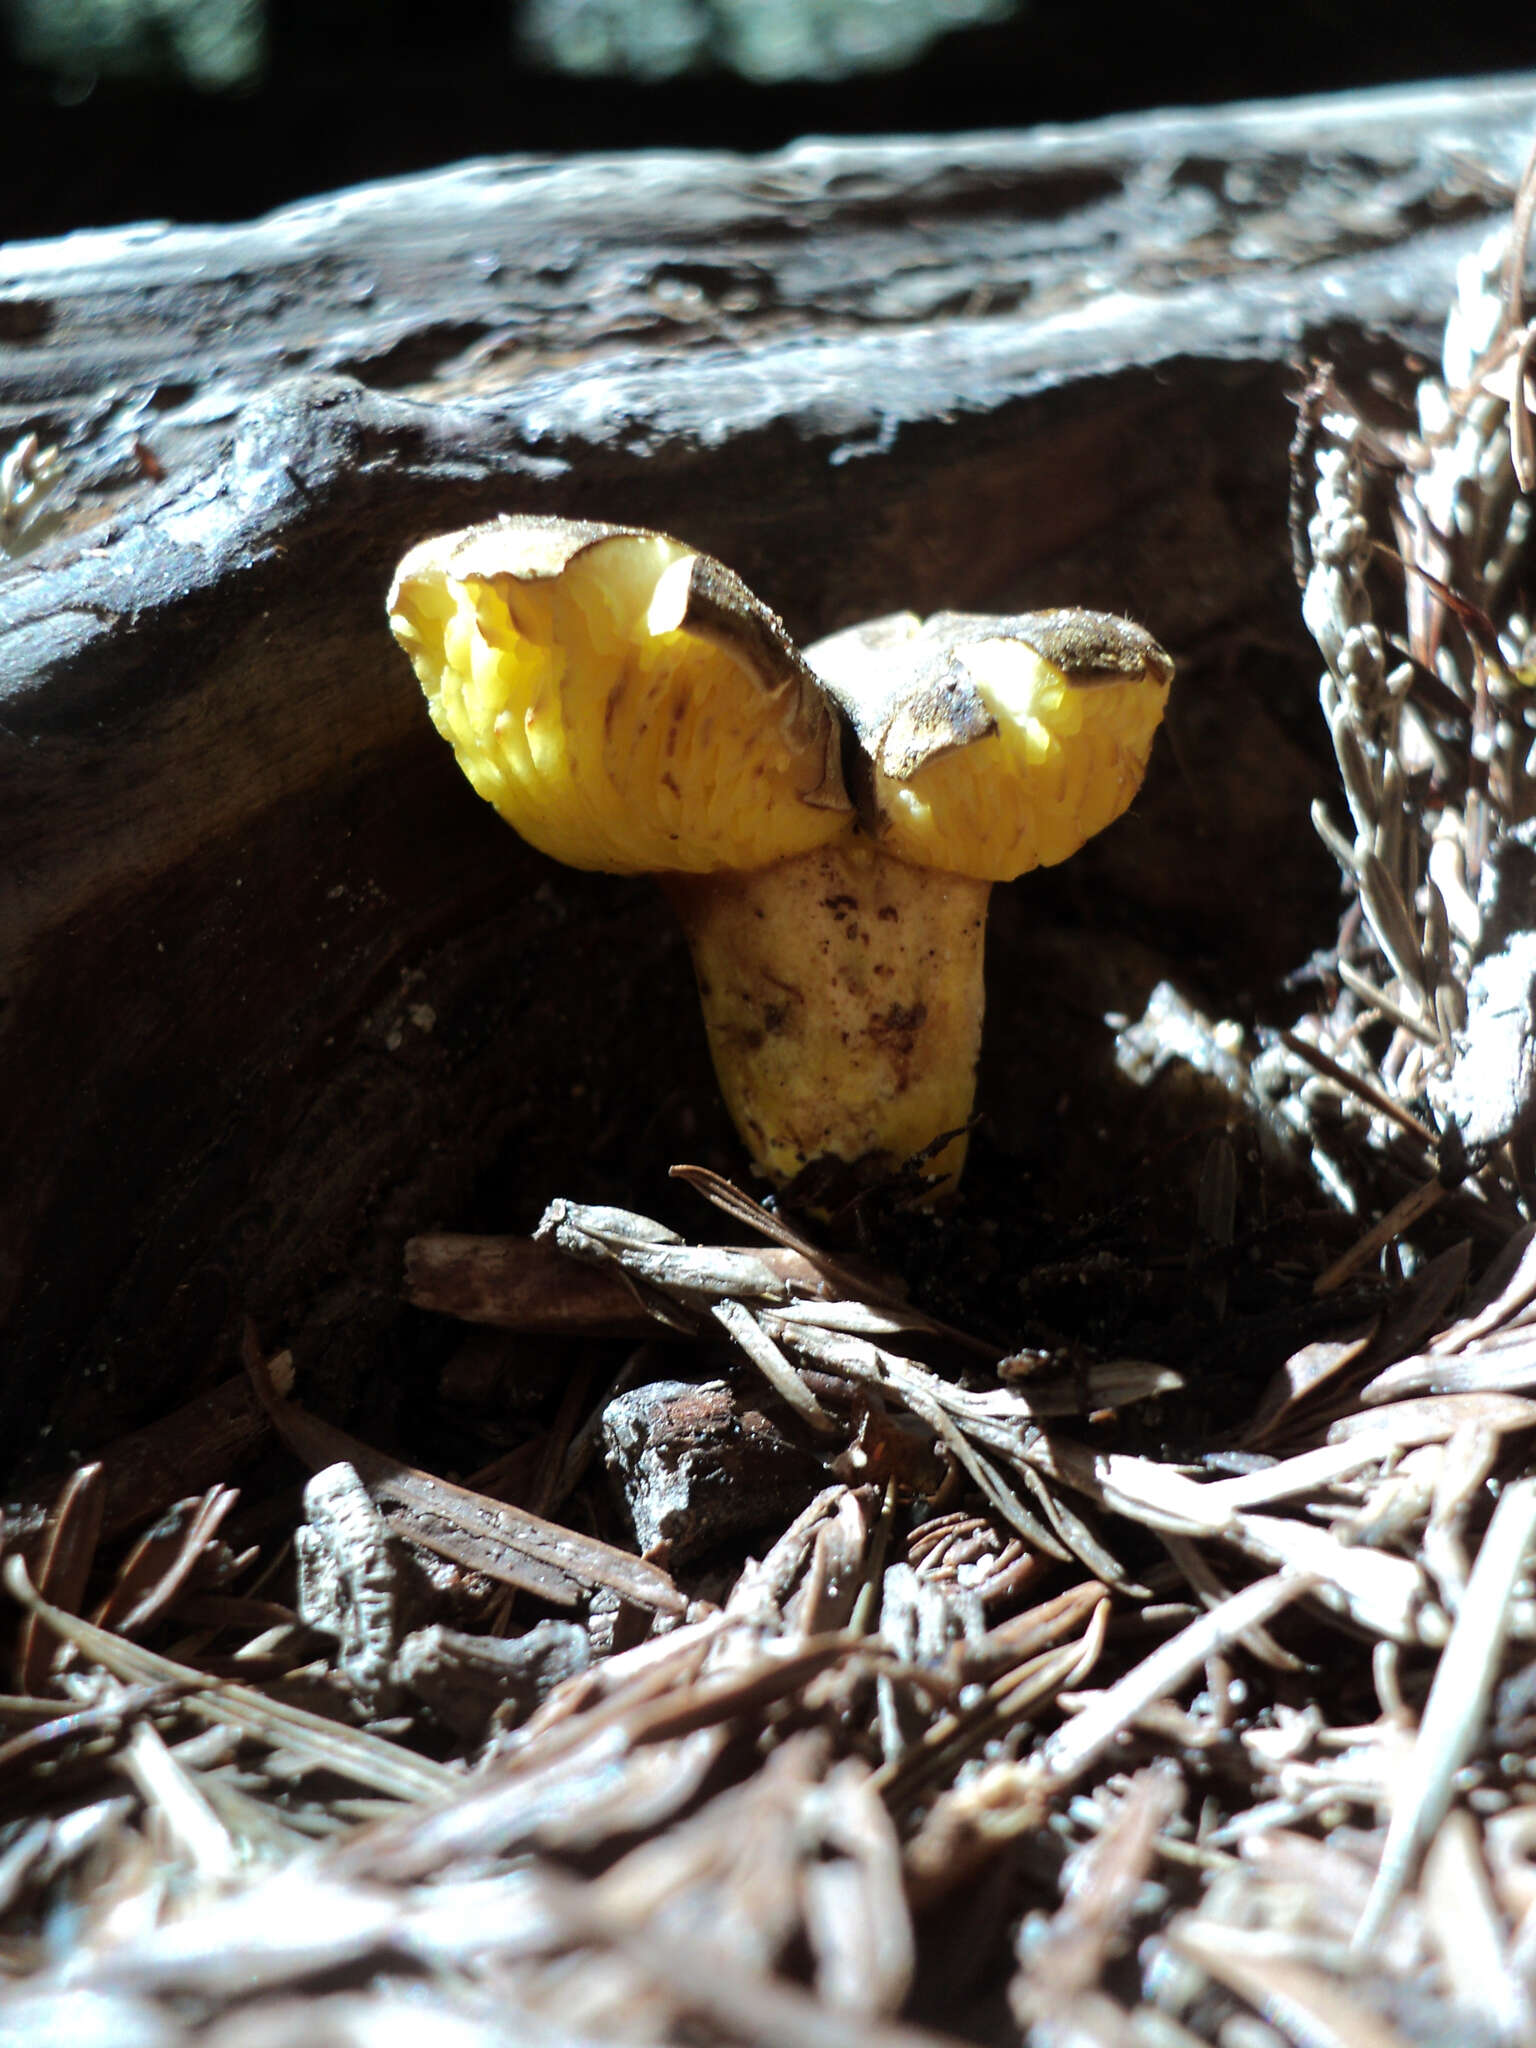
[2,75,1533,1472]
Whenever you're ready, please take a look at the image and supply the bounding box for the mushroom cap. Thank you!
[388,517,850,876]
[808,608,1173,881]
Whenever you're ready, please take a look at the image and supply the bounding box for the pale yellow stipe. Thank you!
[666,840,989,1189]
[878,638,1170,881]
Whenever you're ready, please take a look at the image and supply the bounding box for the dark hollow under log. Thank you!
[2,75,1533,1484]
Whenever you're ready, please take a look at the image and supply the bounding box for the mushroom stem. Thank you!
[664,840,990,1192]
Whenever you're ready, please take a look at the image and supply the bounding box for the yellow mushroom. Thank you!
[387,516,1172,1198]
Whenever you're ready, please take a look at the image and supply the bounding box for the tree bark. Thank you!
[2,76,1533,1476]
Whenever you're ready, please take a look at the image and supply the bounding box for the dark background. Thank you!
[1,0,1532,241]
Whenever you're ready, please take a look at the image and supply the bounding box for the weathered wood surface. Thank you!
[4,77,1533,415]
[2,76,1533,1479]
